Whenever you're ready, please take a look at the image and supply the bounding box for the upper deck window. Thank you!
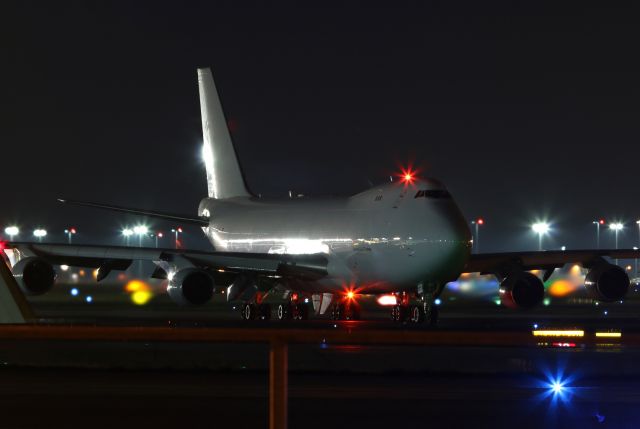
[414,190,451,199]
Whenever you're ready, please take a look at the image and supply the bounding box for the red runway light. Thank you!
[477,218,484,225]
[599,219,605,225]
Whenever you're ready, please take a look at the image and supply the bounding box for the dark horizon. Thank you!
[4,3,640,251]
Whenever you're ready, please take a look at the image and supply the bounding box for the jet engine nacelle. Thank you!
[12,257,56,296]
[167,268,215,306]
[585,263,629,302]
[499,271,544,309]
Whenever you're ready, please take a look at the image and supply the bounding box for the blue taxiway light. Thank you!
[70,288,79,296]
[85,296,93,303]
[551,381,564,394]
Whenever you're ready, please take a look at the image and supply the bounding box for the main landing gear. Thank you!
[240,288,311,322]
[391,292,438,326]
[240,291,271,321]
[274,292,309,321]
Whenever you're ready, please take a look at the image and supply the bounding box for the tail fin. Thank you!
[197,68,252,199]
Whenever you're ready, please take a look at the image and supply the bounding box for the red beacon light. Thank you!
[398,166,418,185]
[477,218,484,225]
[599,219,605,225]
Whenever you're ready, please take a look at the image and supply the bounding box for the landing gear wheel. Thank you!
[258,303,271,320]
[391,305,408,323]
[276,303,291,320]
[331,303,345,320]
[332,303,359,320]
[292,303,309,320]
[344,305,360,320]
[409,305,425,324]
[241,303,256,320]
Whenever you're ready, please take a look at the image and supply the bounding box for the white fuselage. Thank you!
[198,178,472,295]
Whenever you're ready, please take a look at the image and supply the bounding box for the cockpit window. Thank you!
[414,190,451,199]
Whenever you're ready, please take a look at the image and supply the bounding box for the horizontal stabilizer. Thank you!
[58,198,209,227]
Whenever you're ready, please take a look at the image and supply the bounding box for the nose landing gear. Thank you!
[330,301,360,320]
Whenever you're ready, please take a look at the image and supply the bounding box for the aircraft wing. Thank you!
[6,242,329,281]
[465,249,640,277]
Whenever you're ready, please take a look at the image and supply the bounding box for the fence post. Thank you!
[269,339,288,429]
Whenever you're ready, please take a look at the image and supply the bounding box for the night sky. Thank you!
[3,3,640,252]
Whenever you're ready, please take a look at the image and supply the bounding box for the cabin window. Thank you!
[414,190,451,199]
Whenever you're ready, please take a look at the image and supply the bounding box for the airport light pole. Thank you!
[470,218,484,253]
[133,225,149,248]
[33,228,47,243]
[634,247,639,276]
[171,227,182,249]
[4,226,19,241]
[155,231,163,248]
[593,219,605,249]
[610,222,623,265]
[531,222,550,251]
[122,228,133,246]
[64,227,77,244]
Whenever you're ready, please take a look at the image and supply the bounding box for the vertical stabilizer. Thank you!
[198,68,251,199]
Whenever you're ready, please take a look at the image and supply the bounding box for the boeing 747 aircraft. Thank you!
[5,68,638,324]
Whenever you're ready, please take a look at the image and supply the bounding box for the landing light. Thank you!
[377,295,397,306]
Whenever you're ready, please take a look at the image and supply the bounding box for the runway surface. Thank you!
[0,368,638,428]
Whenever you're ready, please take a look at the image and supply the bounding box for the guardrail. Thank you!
[0,325,631,429]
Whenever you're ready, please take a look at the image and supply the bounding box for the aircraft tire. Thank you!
[409,305,425,324]
[293,303,309,320]
[259,303,271,320]
[392,305,408,323]
[331,303,344,320]
[277,303,292,320]
[241,303,256,320]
